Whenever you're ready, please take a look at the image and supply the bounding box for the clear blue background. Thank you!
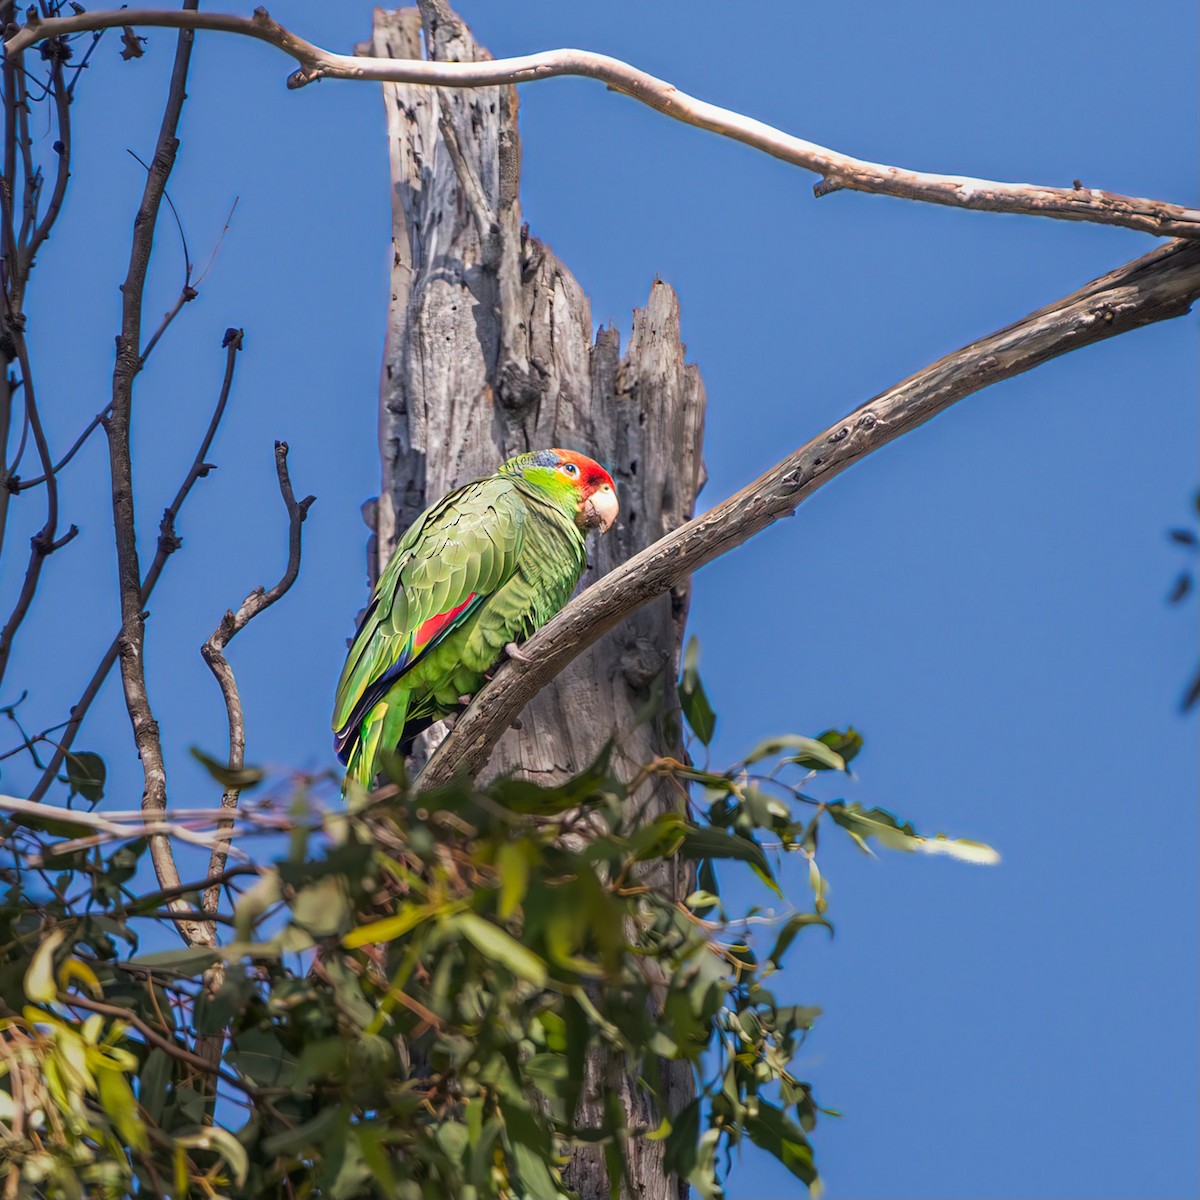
[2,3,1196,1197]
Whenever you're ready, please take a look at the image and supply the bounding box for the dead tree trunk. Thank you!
[361,8,705,1197]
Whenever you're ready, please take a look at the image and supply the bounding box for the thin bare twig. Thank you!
[200,439,314,912]
[0,335,76,690]
[25,326,243,806]
[15,276,208,496]
[417,238,1200,790]
[22,56,70,272]
[130,864,262,910]
[14,403,110,490]
[138,281,196,363]
[192,193,238,286]
[0,791,244,856]
[5,7,1199,240]
[1,30,74,575]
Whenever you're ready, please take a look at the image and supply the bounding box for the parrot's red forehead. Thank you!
[551,448,615,493]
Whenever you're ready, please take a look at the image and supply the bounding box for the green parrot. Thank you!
[332,448,619,789]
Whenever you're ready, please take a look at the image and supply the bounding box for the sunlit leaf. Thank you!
[808,858,828,915]
[175,1127,249,1187]
[342,901,442,949]
[57,957,103,999]
[97,1064,148,1153]
[454,911,548,987]
[494,839,533,920]
[24,927,67,1003]
[827,803,999,864]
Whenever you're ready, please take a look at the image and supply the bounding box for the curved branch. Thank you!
[4,7,1198,240]
[417,238,1200,790]
[0,334,75,690]
[25,328,243,806]
[200,439,314,913]
[102,0,204,942]
[22,57,71,272]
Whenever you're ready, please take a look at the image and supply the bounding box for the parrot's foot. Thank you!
[504,641,533,664]
[458,694,473,706]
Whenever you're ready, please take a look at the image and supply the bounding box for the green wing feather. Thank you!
[332,476,528,757]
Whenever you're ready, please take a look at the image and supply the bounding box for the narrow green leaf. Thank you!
[190,746,265,791]
[678,636,717,745]
[767,912,833,966]
[495,840,532,920]
[175,1127,249,1188]
[785,738,846,772]
[808,858,828,915]
[128,946,220,975]
[744,1099,818,1187]
[827,803,1000,864]
[454,911,548,988]
[226,1030,296,1088]
[24,927,67,1003]
[816,726,864,766]
[679,826,775,886]
[97,1064,148,1153]
[662,1097,701,1177]
[343,901,440,949]
[64,750,106,802]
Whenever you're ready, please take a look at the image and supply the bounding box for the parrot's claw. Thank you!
[504,641,533,664]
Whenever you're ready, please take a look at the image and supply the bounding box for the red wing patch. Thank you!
[412,593,477,658]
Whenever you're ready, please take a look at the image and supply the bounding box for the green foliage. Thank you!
[1,685,996,1198]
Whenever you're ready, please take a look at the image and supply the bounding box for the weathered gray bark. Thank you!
[361,8,704,1198]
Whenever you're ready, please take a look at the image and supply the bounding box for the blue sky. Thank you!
[2,2,1196,1197]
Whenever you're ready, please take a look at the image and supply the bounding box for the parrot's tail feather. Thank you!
[340,687,412,794]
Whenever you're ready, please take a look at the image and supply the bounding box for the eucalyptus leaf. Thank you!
[128,946,220,976]
[189,746,265,791]
[64,750,106,803]
[454,911,548,987]
[678,636,717,745]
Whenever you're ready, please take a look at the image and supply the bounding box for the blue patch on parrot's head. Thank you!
[500,448,560,477]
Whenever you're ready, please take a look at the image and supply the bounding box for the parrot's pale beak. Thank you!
[582,483,618,533]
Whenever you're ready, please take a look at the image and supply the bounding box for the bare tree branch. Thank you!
[0,334,76,690]
[138,280,197,364]
[416,237,1200,791]
[22,56,70,273]
[0,41,76,613]
[200,439,314,913]
[13,402,110,490]
[0,791,248,858]
[101,0,205,942]
[25,327,243,805]
[4,8,1197,240]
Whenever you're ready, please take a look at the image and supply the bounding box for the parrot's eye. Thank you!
[562,463,579,478]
